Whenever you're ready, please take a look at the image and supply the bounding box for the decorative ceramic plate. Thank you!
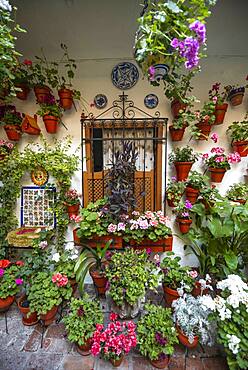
[94,94,108,109]
[31,167,49,186]
[144,94,159,109]
[153,63,170,82]
[111,62,139,90]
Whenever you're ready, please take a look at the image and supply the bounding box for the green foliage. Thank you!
[166,178,185,204]
[105,249,159,307]
[169,146,198,164]
[172,110,196,129]
[137,303,178,360]
[190,101,216,139]
[226,183,248,202]
[37,101,63,119]
[63,295,103,345]
[164,71,197,103]
[186,171,209,190]
[227,118,248,142]
[0,264,22,298]
[1,109,22,126]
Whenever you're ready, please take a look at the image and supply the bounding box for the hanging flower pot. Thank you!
[15,84,30,100]
[171,100,187,118]
[185,186,199,204]
[110,355,124,367]
[232,140,248,157]
[176,218,192,234]
[34,85,51,103]
[0,296,15,312]
[58,88,73,110]
[228,87,245,106]
[65,203,80,217]
[196,119,212,140]
[163,285,180,307]
[40,305,58,326]
[174,161,193,181]
[4,125,22,141]
[169,126,186,141]
[150,355,171,369]
[43,115,59,134]
[76,338,92,356]
[208,167,226,183]
[214,103,228,125]
[89,268,108,296]
[17,295,38,326]
[176,325,199,349]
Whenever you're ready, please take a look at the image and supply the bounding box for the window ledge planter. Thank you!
[0,296,15,312]
[58,88,73,110]
[43,115,59,134]
[174,161,194,181]
[169,126,186,142]
[86,235,123,249]
[171,100,187,119]
[208,167,226,183]
[176,325,199,349]
[232,140,248,157]
[129,236,173,253]
[185,186,199,204]
[214,103,228,125]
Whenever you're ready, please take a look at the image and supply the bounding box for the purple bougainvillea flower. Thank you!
[170,38,179,48]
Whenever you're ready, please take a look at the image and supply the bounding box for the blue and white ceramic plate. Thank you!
[144,94,159,109]
[111,62,139,90]
[94,94,108,109]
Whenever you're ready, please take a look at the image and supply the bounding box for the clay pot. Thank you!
[185,186,199,204]
[208,167,226,183]
[232,140,248,157]
[17,295,38,326]
[229,88,245,106]
[87,235,123,249]
[129,236,173,253]
[89,268,108,296]
[110,355,124,367]
[169,126,186,142]
[167,196,180,208]
[163,285,179,307]
[43,115,59,134]
[73,228,81,245]
[58,88,73,110]
[192,282,209,297]
[196,119,211,140]
[66,203,80,217]
[171,100,187,118]
[4,125,22,141]
[76,338,92,356]
[214,103,228,125]
[176,218,192,234]
[69,279,77,294]
[177,326,199,348]
[40,305,58,326]
[15,84,30,100]
[34,85,51,103]
[150,355,170,369]
[0,296,15,312]
[174,161,193,181]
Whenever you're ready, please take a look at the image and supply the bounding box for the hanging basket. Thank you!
[169,126,186,142]
[232,140,248,157]
[214,103,228,125]
[209,167,226,183]
[58,88,73,110]
[174,161,193,181]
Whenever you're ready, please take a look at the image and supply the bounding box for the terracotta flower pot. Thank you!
[69,278,77,294]
[169,126,186,142]
[43,115,59,134]
[176,218,192,234]
[232,140,248,157]
[89,268,108,296]
[171,100,187,118]
[177,326,199,348]
[150,355,170,369]
[0,296,15,312]
[15,84,30,100]
[87,235,123,249]
[58,88,73,110]
[214,103,228,125]
[208,167,226,183]
[17,295,38,326]
[40,305,58,326]
[66,203,80,217]
[192,282,209,297]
[163,285,179,307]
[4,125,22,141]
[196,119,211,140]
[229,88,245,106]
[174,161,193,181]
[73,228,81,245]
[34,85,51,103]
[110,355,124,367]
[185,186,199,204]
[129,236,173,252]
[76,338,92,356]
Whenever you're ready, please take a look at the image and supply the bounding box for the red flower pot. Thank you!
[196,119,212,140]
[76,338,92,356]
[110,355,124,367]
[192,282,209,297]
[58,88,73,110]
[209,167,226,183]
[43,115,59,134]
[15,84,30,100]
[169,126,186,142]
[17,295,38,326]
[163,285,180,307]
[174,161,193,181]
[66,203,80,217]
[150,355,170,369]
[185,186,199,204]
[87,235,123,249]
[40,305,58,326]
[176,326,199,348]
[73,228,81,245]
[89,268,108,296]
[4,125,22,141]
[176,218,192,234]
[34,85,51,103]
[232,140,248,157]
[129,236,173,252]
[0,296,15,312]
[214,103,228,125]
[171,100,187,118]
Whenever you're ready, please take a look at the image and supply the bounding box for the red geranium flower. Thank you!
[16,260,24,267]
[0,259,11,268]
[23,59,32,66]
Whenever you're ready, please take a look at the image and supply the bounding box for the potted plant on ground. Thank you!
[172,294,214,349]
[191,101,216,140]
[37,94,64,134]
[227,117,248,157]
[174,200,193,234]
[14,59,33,100]
[169,110,195,142]
[208,82,229,124]
[0,260,23,312]
[1,106,23,141]
[226,183,248,205]
[0,139,14,161]
[166,177,185,207]
[91,312,137,367]
[185,171,209,204]
[63,295,103,356]
[169,146,198,181]
[160,252,195,306]
[17,294,38,326]
[105,249,159,318]
[64,188,81,217]
[202,147,241,183]
[225,77,248,106]
[137,303,178,369]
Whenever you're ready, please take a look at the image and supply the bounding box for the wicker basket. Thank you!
[7,227,41,247]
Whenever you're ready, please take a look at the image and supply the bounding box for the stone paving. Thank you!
[0,285,229,370]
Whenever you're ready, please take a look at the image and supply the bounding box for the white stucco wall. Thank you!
[3,0,248,265]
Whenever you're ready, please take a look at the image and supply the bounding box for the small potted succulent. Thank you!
[0,260,23,312]
[227,117,248,157]
[166,177,185,207]
[202,147,241,183]
[105,249,159,318]
[185,171,209,204]
[63,295,103,356]
[0,139,14,161]
[160,252,195,306]
[225,77,248,106]
[172,294,214,349]
[14,59,33,100]
[91,312,137,367]
[226,183,248,205]
[191,101,216,140]
[64,188,81,217]
[137,303,178,369]
[208,82,229,124]
[169,110,195,142]
[174,200,193,234]
[1,106,23,141]
[37,94,64,134]
[169,146,198,181]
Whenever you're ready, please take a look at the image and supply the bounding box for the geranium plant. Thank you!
[14,59,33,87]
[166,177,185,206]
[52,243,79,279]
[186,171,208,190]
[0,106,22,126]
[202,147,241,170]
[227,116,248,142]
[0,139,14,155]
[171,109,196,129]
[226,183,248,203]
[190,101,216,139]
[208,82,228,105]
[169,146,198,164]
[64,189,81,206]
[36,94,63,119]
[0,260,23,298]
[173,200,193,220]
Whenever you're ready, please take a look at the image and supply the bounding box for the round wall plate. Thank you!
[94,94,108,109]
[31,167,48,186]
[111,62,139,90]
[144,94,159,109]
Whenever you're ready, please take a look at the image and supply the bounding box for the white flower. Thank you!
[39,241,48,249]
[199,295,216,311]
[65,242,74,251]
[0,0,12,11]
[52,253,60,262]
[227,334,240,355]
[70,253,78,260]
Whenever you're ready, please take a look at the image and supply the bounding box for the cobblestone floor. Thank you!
[0,286,228,370]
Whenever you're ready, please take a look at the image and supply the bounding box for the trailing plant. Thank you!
[64,189,81,206]
[63,295,103,346]
[137,303,178,361]
[0,106,22,126]
[0,260,23,298]
[166,177,185,204]
[171,110,196,129]
[186,171,209,190]
[227,116,248,142]
[226,183,248,202]
[163,70,197,103]
[14,59,33,87]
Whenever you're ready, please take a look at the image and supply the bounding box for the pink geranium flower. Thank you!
[210,132,218,143]
[107,223,117,233]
